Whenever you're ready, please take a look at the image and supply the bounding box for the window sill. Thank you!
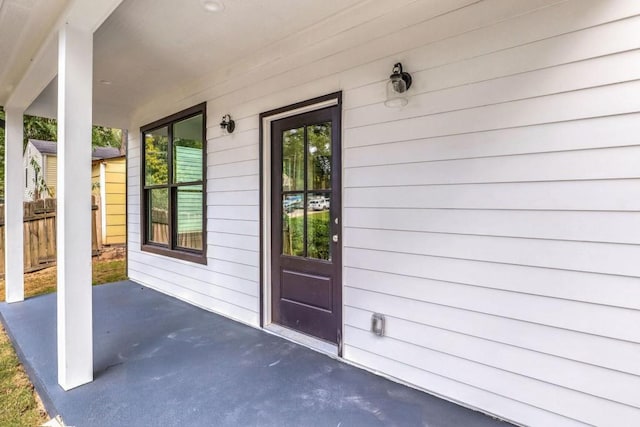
[141,244,207,265]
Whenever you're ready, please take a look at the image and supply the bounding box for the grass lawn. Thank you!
[0,259,127,301]
[0,324,48,426]
[0,257,127,425]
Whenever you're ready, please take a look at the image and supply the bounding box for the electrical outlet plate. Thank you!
[371,313,385,337]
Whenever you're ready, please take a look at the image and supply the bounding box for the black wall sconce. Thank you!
[384,62,412,108]
[220,114,235,134]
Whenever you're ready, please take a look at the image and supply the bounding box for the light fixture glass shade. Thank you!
[384,77,409,108]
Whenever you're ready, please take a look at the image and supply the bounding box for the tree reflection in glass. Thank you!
[282,127,304,192]
[282,194,304,257]
[307,123,331,190]
[144,127,168,185]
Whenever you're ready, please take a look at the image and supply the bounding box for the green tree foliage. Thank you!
[92,126,122,148]
[282,123,331,191]
[308,123,332,189]
[144,132,169,219]
[0,106,122,198]
[23,115,57,145]
[144,132,168,186]
[22,114,121,148]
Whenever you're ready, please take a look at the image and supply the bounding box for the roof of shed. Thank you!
[91,146,122,160]
[29,139,122,160]
[30,139,58,155]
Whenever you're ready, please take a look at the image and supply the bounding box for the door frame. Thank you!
[259,92,343,356]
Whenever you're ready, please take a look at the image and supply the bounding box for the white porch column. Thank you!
[4,108,25,303]
[56,23,93,390]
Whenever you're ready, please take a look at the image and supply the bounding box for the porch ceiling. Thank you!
[22,0,368,128]
[0,0,69,105]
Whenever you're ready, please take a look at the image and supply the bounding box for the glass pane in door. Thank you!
[307,193,331,260]
[282,127,305,191]
[307,123,331,190]
[282,194,304,257]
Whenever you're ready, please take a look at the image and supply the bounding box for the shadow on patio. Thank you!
[0,281,510,427]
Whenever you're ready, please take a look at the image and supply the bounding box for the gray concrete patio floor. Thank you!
[0,280,511,427]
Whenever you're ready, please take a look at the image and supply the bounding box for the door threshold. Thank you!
[264,324,339,358]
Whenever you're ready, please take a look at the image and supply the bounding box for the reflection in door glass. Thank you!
[282,127,305,191]
[307,193,331,261]
[282,194,304,257]
[307,123,331,190]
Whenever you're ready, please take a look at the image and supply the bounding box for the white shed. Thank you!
[23,139,54,201]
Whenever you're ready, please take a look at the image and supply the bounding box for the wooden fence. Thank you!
[151,208,203,250]
[0,197,101,276]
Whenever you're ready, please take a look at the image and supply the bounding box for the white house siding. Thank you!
[127,1,640,425]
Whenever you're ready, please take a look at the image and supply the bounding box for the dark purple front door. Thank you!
[271,105,342,343]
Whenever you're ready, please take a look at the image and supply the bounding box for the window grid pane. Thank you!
[148,188,169,245]
[176,185,203,251]
[173,115,204,183]
[144,127,169,186]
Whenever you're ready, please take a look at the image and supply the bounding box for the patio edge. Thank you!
[0,305,60,421]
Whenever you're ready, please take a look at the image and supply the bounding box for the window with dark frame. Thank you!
[141,103,207,264]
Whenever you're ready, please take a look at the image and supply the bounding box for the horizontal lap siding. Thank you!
[126,0,640,425]
[105,158,126,244]
[45,156,56,195]
[128,125,260,326]
[339,1,640,426]
[344,208,640,245]
[346,228,640,278]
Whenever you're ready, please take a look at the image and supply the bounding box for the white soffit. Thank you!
[94,0,368,121]
[0,0,68,106]
[27,0,370,127]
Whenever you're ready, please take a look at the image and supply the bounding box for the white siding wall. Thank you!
[127,1,640,425]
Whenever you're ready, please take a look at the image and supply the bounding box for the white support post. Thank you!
[4,108,25,303]
[57,23,93,390]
